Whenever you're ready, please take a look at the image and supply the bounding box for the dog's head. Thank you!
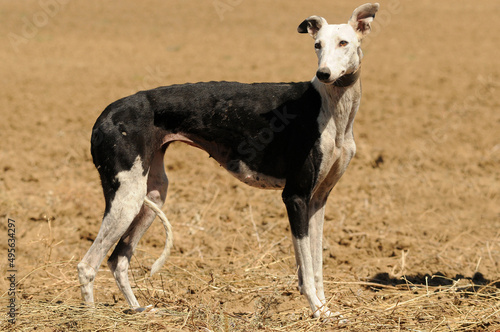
[298,3,379,84]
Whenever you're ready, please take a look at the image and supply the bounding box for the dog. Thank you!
[78,3,379,318]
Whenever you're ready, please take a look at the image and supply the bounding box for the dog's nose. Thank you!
[316,68,331,81]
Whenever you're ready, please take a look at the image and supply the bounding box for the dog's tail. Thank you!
[143,197,173,276]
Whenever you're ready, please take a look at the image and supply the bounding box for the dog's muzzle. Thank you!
[316,67,331,82]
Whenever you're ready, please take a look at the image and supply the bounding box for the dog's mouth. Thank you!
[316,70,346,85]
[318,77,336,84]
[317,76,344,85]
[319,69,361,87]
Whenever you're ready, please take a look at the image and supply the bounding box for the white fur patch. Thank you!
[311,78,360,196]
[110,156,148,223]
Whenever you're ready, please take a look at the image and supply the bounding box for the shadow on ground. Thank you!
[367,272,500,292]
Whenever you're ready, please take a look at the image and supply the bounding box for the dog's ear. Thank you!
[297,16,328,38]
[348,3,379,39]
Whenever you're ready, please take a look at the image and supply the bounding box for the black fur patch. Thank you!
[91,81,325,236]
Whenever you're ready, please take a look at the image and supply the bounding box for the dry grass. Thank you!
[2,253,499,331]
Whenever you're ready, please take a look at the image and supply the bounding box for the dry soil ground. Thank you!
[1,0,499,331]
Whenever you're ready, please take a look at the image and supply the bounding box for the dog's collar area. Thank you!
[332,67,361,87]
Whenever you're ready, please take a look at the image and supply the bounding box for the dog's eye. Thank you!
[339,40,348,47]
[314,42,322,50]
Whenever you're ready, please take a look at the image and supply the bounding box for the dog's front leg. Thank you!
[283,192,332,318]
[308,196,328,305]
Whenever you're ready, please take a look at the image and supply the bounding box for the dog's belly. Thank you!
[227,160,285,189]
[162,133,286,189]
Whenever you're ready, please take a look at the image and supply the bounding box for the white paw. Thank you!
[332,311,348,324]
[313,304,333,318]
[315,308,348,324]
[134,304,157,314]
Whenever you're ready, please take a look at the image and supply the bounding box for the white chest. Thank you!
[312,84,360,196]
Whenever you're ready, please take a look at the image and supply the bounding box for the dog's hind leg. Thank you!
[107,149,168,310]
[78,156,148,306]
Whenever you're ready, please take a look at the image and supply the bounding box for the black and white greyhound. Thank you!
[78,3,379,318]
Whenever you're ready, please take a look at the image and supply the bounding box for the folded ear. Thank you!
[297,16,328,38]
[348,3,379,39]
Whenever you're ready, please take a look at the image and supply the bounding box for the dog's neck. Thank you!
[312,66,362,142]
